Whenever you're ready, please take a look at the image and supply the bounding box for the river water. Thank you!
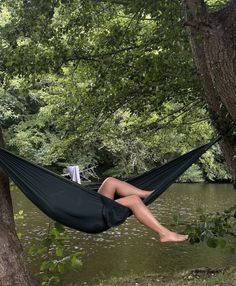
[12,183,236,285]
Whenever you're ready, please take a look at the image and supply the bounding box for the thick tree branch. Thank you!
[183,0,209,24]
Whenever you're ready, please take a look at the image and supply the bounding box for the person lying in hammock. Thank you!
[98,177,188,243]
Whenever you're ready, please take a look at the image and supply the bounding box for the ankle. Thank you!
[159,228,171,238]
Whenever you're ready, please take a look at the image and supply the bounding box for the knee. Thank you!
[102,177,116,187]
[128,195,142,206]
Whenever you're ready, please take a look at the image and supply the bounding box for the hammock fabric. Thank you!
[0,137,220,234]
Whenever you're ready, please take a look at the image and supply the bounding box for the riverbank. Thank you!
[95,267,236,286]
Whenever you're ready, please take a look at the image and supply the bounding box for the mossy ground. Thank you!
[94,267,236,286]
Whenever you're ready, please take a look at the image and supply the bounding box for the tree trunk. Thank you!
[182,0,236,187]
[0,127,36,286]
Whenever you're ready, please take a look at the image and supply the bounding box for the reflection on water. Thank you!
[12,183,236,285]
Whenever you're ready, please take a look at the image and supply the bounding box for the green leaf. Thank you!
[71,254,82,269]
[40,261,54,271]
[28,247,37,255]
[206,237,218,248]
[57,264,65,273]
[55,247,63,257]
[54,222,65,233]
[17,232,23,238]
[50,228,60,238]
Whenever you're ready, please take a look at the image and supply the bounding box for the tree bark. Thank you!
[182,0,236,187]
[0,127,36,286]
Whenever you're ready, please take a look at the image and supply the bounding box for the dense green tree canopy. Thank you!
[0,0,230,181]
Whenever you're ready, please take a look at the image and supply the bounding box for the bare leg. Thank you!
[116,195,188,243]
[97,177,153,199]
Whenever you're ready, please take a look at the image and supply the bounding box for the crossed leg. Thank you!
[98,177,188,242]
[97,177,152,199]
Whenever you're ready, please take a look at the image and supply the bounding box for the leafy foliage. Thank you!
[0,0,231,181]
[185,205,236,252]
[28,221,82,286]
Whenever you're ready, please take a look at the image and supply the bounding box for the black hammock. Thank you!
[0,137,221,234]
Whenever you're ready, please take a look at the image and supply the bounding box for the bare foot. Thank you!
[160,231,188,243]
